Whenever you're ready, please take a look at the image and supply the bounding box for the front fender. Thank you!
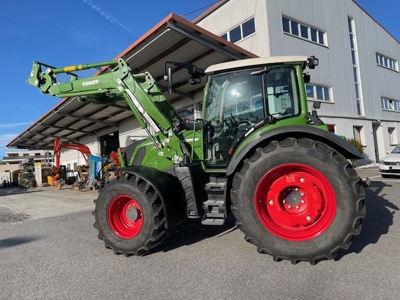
[226,125,362,176]
[116,165,187,229]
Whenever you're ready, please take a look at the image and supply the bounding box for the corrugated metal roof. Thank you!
[7,13,256,150]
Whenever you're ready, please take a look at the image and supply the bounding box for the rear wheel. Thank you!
[93,173,167,256]
[231,138,365,264]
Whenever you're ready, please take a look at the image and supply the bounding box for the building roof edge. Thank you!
[352,0,399,44]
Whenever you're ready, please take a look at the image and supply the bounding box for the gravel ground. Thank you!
[0,205,30,223]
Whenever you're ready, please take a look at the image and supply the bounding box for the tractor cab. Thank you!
[203,57,306,167]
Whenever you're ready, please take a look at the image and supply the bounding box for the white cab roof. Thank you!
[205,56,308,74]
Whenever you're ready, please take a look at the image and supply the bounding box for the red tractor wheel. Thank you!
[231,138,365,264]
[107,195,144,239]
[255,163,336,241]
[93,174,167,256]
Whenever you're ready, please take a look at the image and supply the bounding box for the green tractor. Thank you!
[27,55,365,264]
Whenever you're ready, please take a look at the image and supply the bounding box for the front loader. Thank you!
[27,56,365,264]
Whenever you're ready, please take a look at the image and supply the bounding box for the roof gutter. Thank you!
[192,0,229,24]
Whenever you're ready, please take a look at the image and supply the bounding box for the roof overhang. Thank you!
[7,13,256,151]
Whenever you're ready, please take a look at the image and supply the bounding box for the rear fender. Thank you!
[227,125,362,176]
[116,165,187,229]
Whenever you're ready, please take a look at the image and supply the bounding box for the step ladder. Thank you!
[202,178,227,225]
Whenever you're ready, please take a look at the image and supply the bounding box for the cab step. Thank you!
[202,179,227,225]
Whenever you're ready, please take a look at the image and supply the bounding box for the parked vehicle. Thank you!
[379,145,400,177]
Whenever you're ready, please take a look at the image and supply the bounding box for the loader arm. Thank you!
[28,58,188,160]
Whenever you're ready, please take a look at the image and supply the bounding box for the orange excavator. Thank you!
[52,139,91,189]
[52,139,120,190]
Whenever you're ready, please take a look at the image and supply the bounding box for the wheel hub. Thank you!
[255,164,336,241]
[284,189,302,206]
[126,206,140,222]
[107,195,143,239]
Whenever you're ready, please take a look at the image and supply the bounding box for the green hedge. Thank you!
[346,138,364,155]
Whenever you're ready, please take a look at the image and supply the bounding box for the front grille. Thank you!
[380,169,400,174]
[383,161,400,166]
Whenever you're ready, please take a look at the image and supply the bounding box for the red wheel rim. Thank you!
[108,195,143,239]
[255,164,336,241]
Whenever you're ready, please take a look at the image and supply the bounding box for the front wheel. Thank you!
[93,173,167,256]
[231,138,365,264]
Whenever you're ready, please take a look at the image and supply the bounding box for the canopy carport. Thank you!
[7,13,256,151]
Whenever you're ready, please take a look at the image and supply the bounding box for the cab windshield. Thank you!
[204,65,300,167]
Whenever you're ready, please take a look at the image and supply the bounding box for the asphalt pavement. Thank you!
[0,185,96,221]
[0,167,399,300]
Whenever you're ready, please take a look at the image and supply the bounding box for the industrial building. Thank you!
[7,0,400,167]
[195,0,400,164]
[1,150,53,166]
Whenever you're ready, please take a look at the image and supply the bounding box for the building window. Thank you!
[230,25,241,43]
[220,17,255,43]
[73,163,78,171]
[348,17,364,116]
[300,25,308,39]
[353,126,365,145]
[388,127,398,145]
[381,97,400,112]
[282,16,327,46]
[306,84,331,102]
[376,53,398,71]
[242,18,255,37]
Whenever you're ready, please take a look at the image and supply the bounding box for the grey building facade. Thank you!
[196,0,400,163]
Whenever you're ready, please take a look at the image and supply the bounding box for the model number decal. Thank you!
[82,80,99,86]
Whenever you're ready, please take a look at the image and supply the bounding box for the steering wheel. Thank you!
[227,118,253,137]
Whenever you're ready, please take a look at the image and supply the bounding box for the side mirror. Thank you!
[188,73,202,85]
[313,101,321,109]
[303,73,311,83]
[307,56,319,69]
[164,61,205,94]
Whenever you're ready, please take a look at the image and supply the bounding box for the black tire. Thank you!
[93,173,167,256]
[231,138,366,264]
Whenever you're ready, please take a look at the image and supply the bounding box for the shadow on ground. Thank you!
[0,187,45,196]
[0,236,42,249]
[154,215,237,254]
[336,180,399,260]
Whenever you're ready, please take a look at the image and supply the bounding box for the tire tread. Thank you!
[231,138,366,264]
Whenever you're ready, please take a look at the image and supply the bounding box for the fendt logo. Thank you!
[82,80,99,87]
